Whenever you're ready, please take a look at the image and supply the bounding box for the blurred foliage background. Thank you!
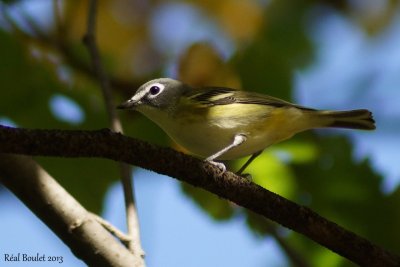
[0,0,400,266]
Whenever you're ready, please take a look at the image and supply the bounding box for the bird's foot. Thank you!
[206,160,226,174]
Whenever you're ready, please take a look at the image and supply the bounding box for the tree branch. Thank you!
[0,154,136,267]
[0,125,399,267]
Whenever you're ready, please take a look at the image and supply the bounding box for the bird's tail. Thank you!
[311,109,376,130]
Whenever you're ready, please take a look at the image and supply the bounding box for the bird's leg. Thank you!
[205,134,247,173]
[236,150,263,176]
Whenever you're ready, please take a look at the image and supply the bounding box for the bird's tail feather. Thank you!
[313,109,375,130]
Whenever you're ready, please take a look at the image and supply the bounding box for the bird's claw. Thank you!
[206,160,226,174]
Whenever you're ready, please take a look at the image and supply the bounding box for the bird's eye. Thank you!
[149,86,161,95]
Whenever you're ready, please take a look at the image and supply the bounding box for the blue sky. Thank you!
[296,7,400,192]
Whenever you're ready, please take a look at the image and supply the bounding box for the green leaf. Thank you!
[0,29,118,213]
[290,136,400,266]
[233,0,313,100]
[236,151,297,198]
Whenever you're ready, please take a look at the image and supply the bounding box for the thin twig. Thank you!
[91,213,132,243]
[52,0,66,40]
[83,0,120,131]
[267,224,311,267]
[82,0,145,263]
[247,212,311,267]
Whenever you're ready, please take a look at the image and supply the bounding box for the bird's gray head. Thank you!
[117,78,188,112]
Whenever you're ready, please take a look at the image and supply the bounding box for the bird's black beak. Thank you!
[117,99,137,110]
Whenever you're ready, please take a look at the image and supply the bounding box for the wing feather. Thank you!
[185,87,315,110]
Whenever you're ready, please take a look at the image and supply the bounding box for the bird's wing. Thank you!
[185,87,315,111]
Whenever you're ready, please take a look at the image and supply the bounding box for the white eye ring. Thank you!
[146,83,165,98]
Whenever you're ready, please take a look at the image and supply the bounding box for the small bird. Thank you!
[118,78,375,174]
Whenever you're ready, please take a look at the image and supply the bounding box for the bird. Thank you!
[117,78,375,174]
